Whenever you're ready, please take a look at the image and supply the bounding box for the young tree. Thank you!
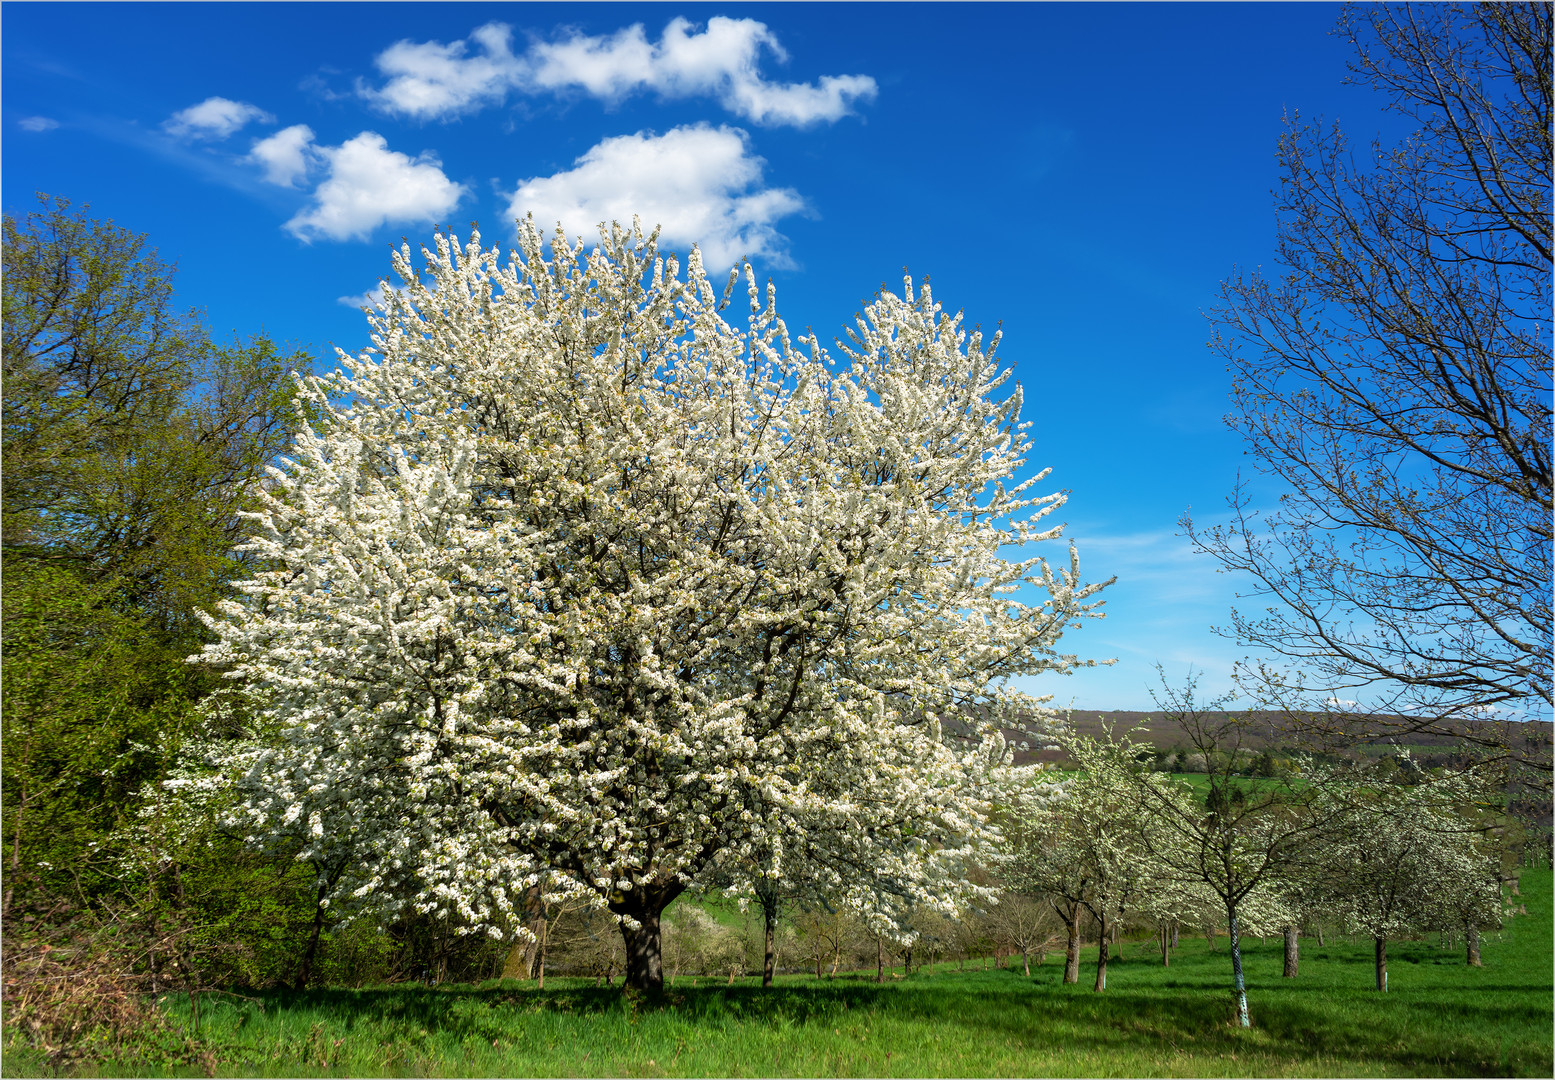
[950,904,996,973]
[193,219,1111,991]
[1322,763,1503,991]
[696,835,813,988]
[988,892,1054,977]
[1097,674,1348,1026]
[1134,872,1221,970]
[1011,739,1158,992]
[794,904,863,979]
[1005,787,1095,985]
[905,905,959,975]
[1189,3,1552,785]
[1433,804,1513,968]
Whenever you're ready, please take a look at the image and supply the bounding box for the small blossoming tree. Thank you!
[1011,735,1176,992]
[195,219,1109,991]
[1323,764,1503,992]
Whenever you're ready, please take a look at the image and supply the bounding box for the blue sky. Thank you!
[4,2,1403,711]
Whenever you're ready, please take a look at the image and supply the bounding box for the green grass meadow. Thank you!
[7,870,1550,1078]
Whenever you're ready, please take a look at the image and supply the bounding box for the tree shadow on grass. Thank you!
[939,985,1547,1077]
[223,974,1548,1078]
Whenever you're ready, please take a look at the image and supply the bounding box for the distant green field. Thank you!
[7,870,1547,1078]
[1043,768,1297,800]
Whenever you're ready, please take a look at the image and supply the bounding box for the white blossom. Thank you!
[194,218,1110,986]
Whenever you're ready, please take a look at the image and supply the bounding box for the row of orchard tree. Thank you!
[1009,692,1516,1026]
[474,737,1519,1012]
[376,686,1520,1026]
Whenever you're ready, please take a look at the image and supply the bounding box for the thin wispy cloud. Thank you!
[1064,526,1227,608]
[165,96,274,140]
[18,116,59,132]
[361,17,877,127]
[507,124,804,271]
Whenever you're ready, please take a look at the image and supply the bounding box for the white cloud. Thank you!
[165,96,274,140]
[506,124,804,271]
[248,124,317,188]
[363,23,520,120]
[18,116,59,132]
[361,17,876,126]
[286,132,466,243]
[523,24,654,100]
[1063,526,1226,607]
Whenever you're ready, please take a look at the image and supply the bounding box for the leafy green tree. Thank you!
[1,194,310,915]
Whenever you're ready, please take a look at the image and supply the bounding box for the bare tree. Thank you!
[1190,3,1552,786]
[795,905,862,980]
[989,893,1057,977]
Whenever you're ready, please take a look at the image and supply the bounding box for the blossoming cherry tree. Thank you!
[198,220,1110,990]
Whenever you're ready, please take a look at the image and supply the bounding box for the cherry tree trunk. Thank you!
[502,941,529,980]
[1063,908,1081,985]
[611,884,683,992]
[763,906,777,987]
[526,888,544,976]
[1228,910,1249,1028]
[294,891,328,990]
[617,911,663,990]
[876,935,884,984]
[1374,937,1388,992]
[1093,914,1110,992]
[1282,925,1299,978]
[1159,924,1170,967]
[536,917,548,989]
[1466,924,1482,967]
[502,885,542,979]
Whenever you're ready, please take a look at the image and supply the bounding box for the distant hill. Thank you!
[994,708,1553,768]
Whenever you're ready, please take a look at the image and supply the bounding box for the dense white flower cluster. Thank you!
[1325,767,1503,948]
[194,219,1109,987]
